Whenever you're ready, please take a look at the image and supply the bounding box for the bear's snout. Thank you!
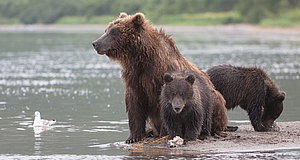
[172,105,183,114]
[174,107,181,113]
[92,41,97,47]
[171,97,185,114]
[92,40,112,55]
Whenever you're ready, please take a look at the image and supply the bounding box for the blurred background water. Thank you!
[0,26,299,159]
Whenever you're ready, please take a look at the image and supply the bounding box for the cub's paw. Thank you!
[198,134,209,140]
[266,122,280,132]
[255,126,269,132]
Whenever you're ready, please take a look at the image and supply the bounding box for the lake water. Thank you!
[0,26,299,159]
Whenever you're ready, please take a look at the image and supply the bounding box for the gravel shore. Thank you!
[127,121,300,155]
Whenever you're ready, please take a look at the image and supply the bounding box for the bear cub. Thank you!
[160,70,215,142]
[207,65,285,131]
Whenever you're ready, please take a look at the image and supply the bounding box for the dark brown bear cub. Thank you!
[160,70,228,141]
[207,65,285,131]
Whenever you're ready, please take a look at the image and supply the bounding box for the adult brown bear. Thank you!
[92,12,226,143]
[207,65,285,131]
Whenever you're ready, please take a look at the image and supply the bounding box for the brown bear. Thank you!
[207,65,285,131]
[211,89,229,136]
[160,70,228,142]
[160,71,209,141]
[92,12,226,143]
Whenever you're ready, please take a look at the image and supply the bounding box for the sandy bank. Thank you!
[126,121,300,155]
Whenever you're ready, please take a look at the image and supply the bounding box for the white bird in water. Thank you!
[33,111,56,127]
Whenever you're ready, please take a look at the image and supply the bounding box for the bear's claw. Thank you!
[125,137,143,144]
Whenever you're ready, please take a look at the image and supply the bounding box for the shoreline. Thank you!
[127,121,300,156]
[1,24,300,35]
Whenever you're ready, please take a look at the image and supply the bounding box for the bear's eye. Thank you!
[110,28,119,36]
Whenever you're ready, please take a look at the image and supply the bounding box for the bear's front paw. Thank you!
[125,136,143,144]
[266,122,280,132]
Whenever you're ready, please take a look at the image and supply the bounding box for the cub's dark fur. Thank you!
[207,65,285,131]
[160,70,226,141]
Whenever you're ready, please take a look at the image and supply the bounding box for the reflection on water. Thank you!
[0,27,300,159]
[33,126,54,135]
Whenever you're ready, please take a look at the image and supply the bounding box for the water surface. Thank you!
[0,26,299,159]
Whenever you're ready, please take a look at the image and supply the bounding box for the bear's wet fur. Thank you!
[92,12,226,143]
[207,65,285,131]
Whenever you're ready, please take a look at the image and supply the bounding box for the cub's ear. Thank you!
[119,12,128,18]
[185,74,195,85]
[276,91,286,101]
[131,13,145,27]
[163,73,173,83]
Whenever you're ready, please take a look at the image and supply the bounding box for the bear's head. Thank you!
[162,72,195,114]
[92,12,148,61]
[262,91,286,129]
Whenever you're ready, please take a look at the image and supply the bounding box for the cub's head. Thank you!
[161,72,195,114]
[92,12,148,61]
[262,91,286,130]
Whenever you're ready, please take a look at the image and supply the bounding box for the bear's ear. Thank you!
[276,91,286,101]
[119,12,128,18]
[185,74,195,85]
[131,13,145,27]
[163,73,173,83]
